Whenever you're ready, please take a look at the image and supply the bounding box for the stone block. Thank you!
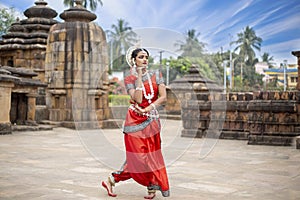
[53,62,64,71]
[48,70,64,88]
[236,101,248,111]
[182,120,199,129]
[226,101,237,111]
[15,59,25,67]
[58,31,66,41]
[35,105,49,123]
[210,101,227,111]
[0,122,12,134]
[58,51,66,63]
[103,108,110,119]
[109,106,127,119]
[197,93,209,101]
[96,109,104,120]
[61,121,76,129]
[248,135,294,146]
[181,129,204,138]
[50,42,65,52]
[102,119,123,129]
[80,110,91,121]
[220,131,248,140]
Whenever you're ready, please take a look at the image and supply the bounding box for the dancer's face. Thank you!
[135,51,149,68]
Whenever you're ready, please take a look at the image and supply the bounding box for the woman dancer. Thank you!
[102,47,170,199]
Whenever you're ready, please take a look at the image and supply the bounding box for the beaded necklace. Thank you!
[142,72,154,103]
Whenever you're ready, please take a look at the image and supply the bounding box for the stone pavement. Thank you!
[0,119,299,200]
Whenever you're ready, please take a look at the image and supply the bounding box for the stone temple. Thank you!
[0,0,109,133]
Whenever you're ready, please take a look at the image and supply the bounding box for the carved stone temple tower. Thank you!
[45,0,109,129]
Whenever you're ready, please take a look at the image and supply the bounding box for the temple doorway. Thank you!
[10,93,28,125]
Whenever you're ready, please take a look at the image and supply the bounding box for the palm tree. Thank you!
[231,26,262,84]
[106,19,138,70]
[261,52,275,68]
[63,0,103,11]
[231,26,262,64]
[175,29,206,57]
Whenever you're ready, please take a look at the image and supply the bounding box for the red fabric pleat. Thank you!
[113,120,169,192]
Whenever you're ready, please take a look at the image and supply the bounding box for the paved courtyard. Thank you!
[0,119,299,200]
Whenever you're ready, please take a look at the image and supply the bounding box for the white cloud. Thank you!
[197,0,254,38]
[134,27,185,54]
[230,0,254,18]
[263,39,300,52]
[261,39,300,65]
[256,13,300,40]
[249,6,283,28]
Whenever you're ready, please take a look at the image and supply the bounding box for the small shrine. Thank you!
[0,66,46,134]
[168,64,223,137]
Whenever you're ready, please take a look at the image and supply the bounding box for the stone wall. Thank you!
[165,87,181,115]
[180,90,300,146]
[172,58,300,147]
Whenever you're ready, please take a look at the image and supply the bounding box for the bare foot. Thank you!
[102,180,117,197]
[144,192,156,199]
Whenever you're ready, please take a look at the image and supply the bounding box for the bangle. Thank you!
[150,103,156,110]
[136,87,143,91]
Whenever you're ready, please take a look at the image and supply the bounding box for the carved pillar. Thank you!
[26,93,37,124]
[0,82,15,134]
[0,68,19,134]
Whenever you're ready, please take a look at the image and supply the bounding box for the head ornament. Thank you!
[126,45,140,67]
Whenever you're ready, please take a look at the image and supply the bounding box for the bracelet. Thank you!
[150,103,156,110]
[136,87,143,91]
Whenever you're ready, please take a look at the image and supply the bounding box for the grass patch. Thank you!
[109,94,131,106]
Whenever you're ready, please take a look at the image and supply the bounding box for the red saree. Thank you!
[112,70,170,197]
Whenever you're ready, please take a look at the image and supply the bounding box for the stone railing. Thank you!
[168,63,300,147]
[179,89,300,146]
[226,91,299,145]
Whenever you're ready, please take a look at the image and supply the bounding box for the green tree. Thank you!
[63,0,103,11]
[0,7,16,38]
[231,26,263,89]
[106,19,138,71]
[175,29,206,57]
[160,57,191,83]
[231,26,262,64]
[261,52,275,68]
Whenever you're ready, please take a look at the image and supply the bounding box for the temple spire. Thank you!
[60,0,97,22]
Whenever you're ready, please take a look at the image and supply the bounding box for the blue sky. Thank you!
[1,0,299,65]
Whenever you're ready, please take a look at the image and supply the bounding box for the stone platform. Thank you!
[0,120,299,199]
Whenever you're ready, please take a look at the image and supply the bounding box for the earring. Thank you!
[132,58,136,67]
[131,59,137,75]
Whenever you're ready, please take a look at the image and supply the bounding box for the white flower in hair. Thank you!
[126,45,141,67]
